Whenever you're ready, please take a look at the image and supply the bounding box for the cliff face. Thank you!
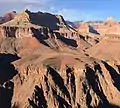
[6,55,120,108]
[0,26,33,38]
[0,26,42,38]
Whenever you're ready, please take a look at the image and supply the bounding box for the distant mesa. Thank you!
[76,22,100,35]
[93,17,120,35]
[0,11,16,24]
[75,17,120,35]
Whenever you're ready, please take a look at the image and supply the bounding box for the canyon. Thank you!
[0,10,120,108]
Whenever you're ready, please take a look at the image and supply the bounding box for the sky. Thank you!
[0,0,120,21]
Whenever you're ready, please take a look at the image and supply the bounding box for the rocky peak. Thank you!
[55,14,67,27]
[2,9,31,26]
[105,16,118,25]
[14,9,30,24]
[106,16,115,22]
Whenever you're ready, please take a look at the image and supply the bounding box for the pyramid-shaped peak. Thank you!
[11,9,30,24]
[106,16,116,22]
[17,9,30,18]
[23,9,29,12]
[2,10,32,27]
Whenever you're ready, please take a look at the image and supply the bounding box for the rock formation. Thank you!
[0,10,120,108]
[1,52,120,108]
[93,17,120,35]
[0,9,91,53]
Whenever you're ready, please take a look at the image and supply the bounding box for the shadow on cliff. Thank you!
[85,64,109,107]
[55,32,78,47]
[46,65,71,103]
[0,53,19,108]
[109,104,120,108]
[28,11,60,30]
[0,53,20,84]
[32,28,78,49]
[28,85,48,108]
[102,61,120,92]
[89,25,100,35]
[0,81,14,108]
[51,87,72,108]
[31,27,50,47]
[98,103,120,108]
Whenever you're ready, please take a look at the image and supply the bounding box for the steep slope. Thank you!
[0,52,120,108]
